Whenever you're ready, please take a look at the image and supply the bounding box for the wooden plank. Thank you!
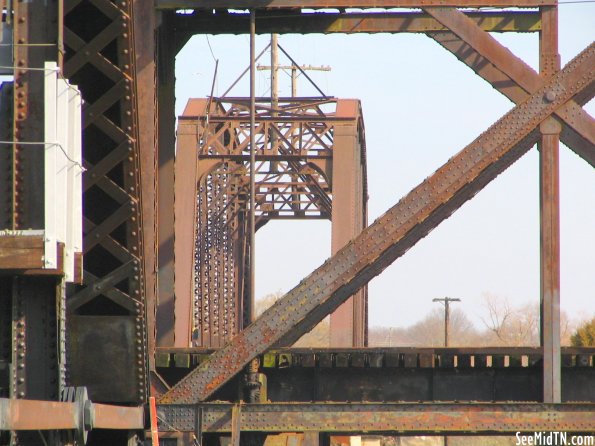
[0,235,44,249]
[0,236,44,269]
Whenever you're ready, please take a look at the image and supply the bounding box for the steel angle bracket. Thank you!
[160,43,595,404]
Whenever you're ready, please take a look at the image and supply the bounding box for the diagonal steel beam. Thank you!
[160,43,595,404]
[429,31,595,168]
[424,7,595,167]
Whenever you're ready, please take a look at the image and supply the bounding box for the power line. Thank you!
[204,35,217,63]
[0,141,85,172]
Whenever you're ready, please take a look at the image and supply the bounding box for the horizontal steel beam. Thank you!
[0,400,77,431]
[156,0,555,10]
[156,347,594,403]
[156,346,595,356]
[174,11,541,35]
[159,43,595,404]
[157,403,595,433]
[0,398,144,431]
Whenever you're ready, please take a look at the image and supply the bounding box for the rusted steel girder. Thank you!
[173,11,541,36]
[156,347,595,403]
[160,43,595,404]
[63,0,149,404]
[157,403,595,434]
[0,398,144,431]
[155,0,556,10]
[425,8,595,167]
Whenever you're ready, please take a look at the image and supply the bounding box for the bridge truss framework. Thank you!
[0,0,593,445]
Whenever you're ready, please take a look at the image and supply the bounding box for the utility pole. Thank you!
[270,34,279,108]
[257,37,331,98]
[433,296,460,446]
[432,297,461,347]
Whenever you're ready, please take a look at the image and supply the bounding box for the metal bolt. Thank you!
[545,91,557,102]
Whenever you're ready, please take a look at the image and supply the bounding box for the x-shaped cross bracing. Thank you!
[426,7,594,166]
[160,33,594,404]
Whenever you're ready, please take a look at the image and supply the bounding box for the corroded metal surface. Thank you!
[157,402,595,433]
[155,347,595,403]
[63,0,148,404]
[174,11,542,36]
[0,397,144,431]
[160,43,595,404]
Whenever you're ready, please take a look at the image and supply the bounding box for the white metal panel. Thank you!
[66,84,83,282]
[44,61,83,279]
[56,76,70,279]
[44,61,58,269]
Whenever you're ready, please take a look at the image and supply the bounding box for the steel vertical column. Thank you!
[174,118,201,347]
[156,12,178,347]
[248,10,257,325]
[63,0,149,404]
[330,100,367,347]
[539,6,561,404]
[133,0,158,372]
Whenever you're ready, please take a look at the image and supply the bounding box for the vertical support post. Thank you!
[133,0,158,370]
[248,10,256,325]
[231,404,241,446]
[174,119,200,348]
[330,101,366,347]
[270,34,279,170]
[291,67,297,97]
[540,116,562,403]
[271,34,279,110]
[156,12,178,347]
[539,5,561,404]
[11,0,56,230]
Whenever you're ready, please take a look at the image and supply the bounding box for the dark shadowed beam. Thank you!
[133,0,158,375]
[159,43,595,404]
[156,0,554,9]
[425,7,595,167]
[174,11,541,35]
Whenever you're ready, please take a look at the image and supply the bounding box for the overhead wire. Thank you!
[0,141,86,172]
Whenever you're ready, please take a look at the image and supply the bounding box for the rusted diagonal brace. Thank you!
[424,7,595,167]
[159,43,595,404]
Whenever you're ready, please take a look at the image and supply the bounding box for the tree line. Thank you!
[256,291,595,347]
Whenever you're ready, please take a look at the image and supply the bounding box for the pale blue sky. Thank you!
[175,5,594,329]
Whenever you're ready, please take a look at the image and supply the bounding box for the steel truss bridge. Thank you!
[0,0,593,445]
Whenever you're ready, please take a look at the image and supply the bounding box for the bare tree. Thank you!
[480,293,539,346]
[479,293,576,346]
[481,293,514,344]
